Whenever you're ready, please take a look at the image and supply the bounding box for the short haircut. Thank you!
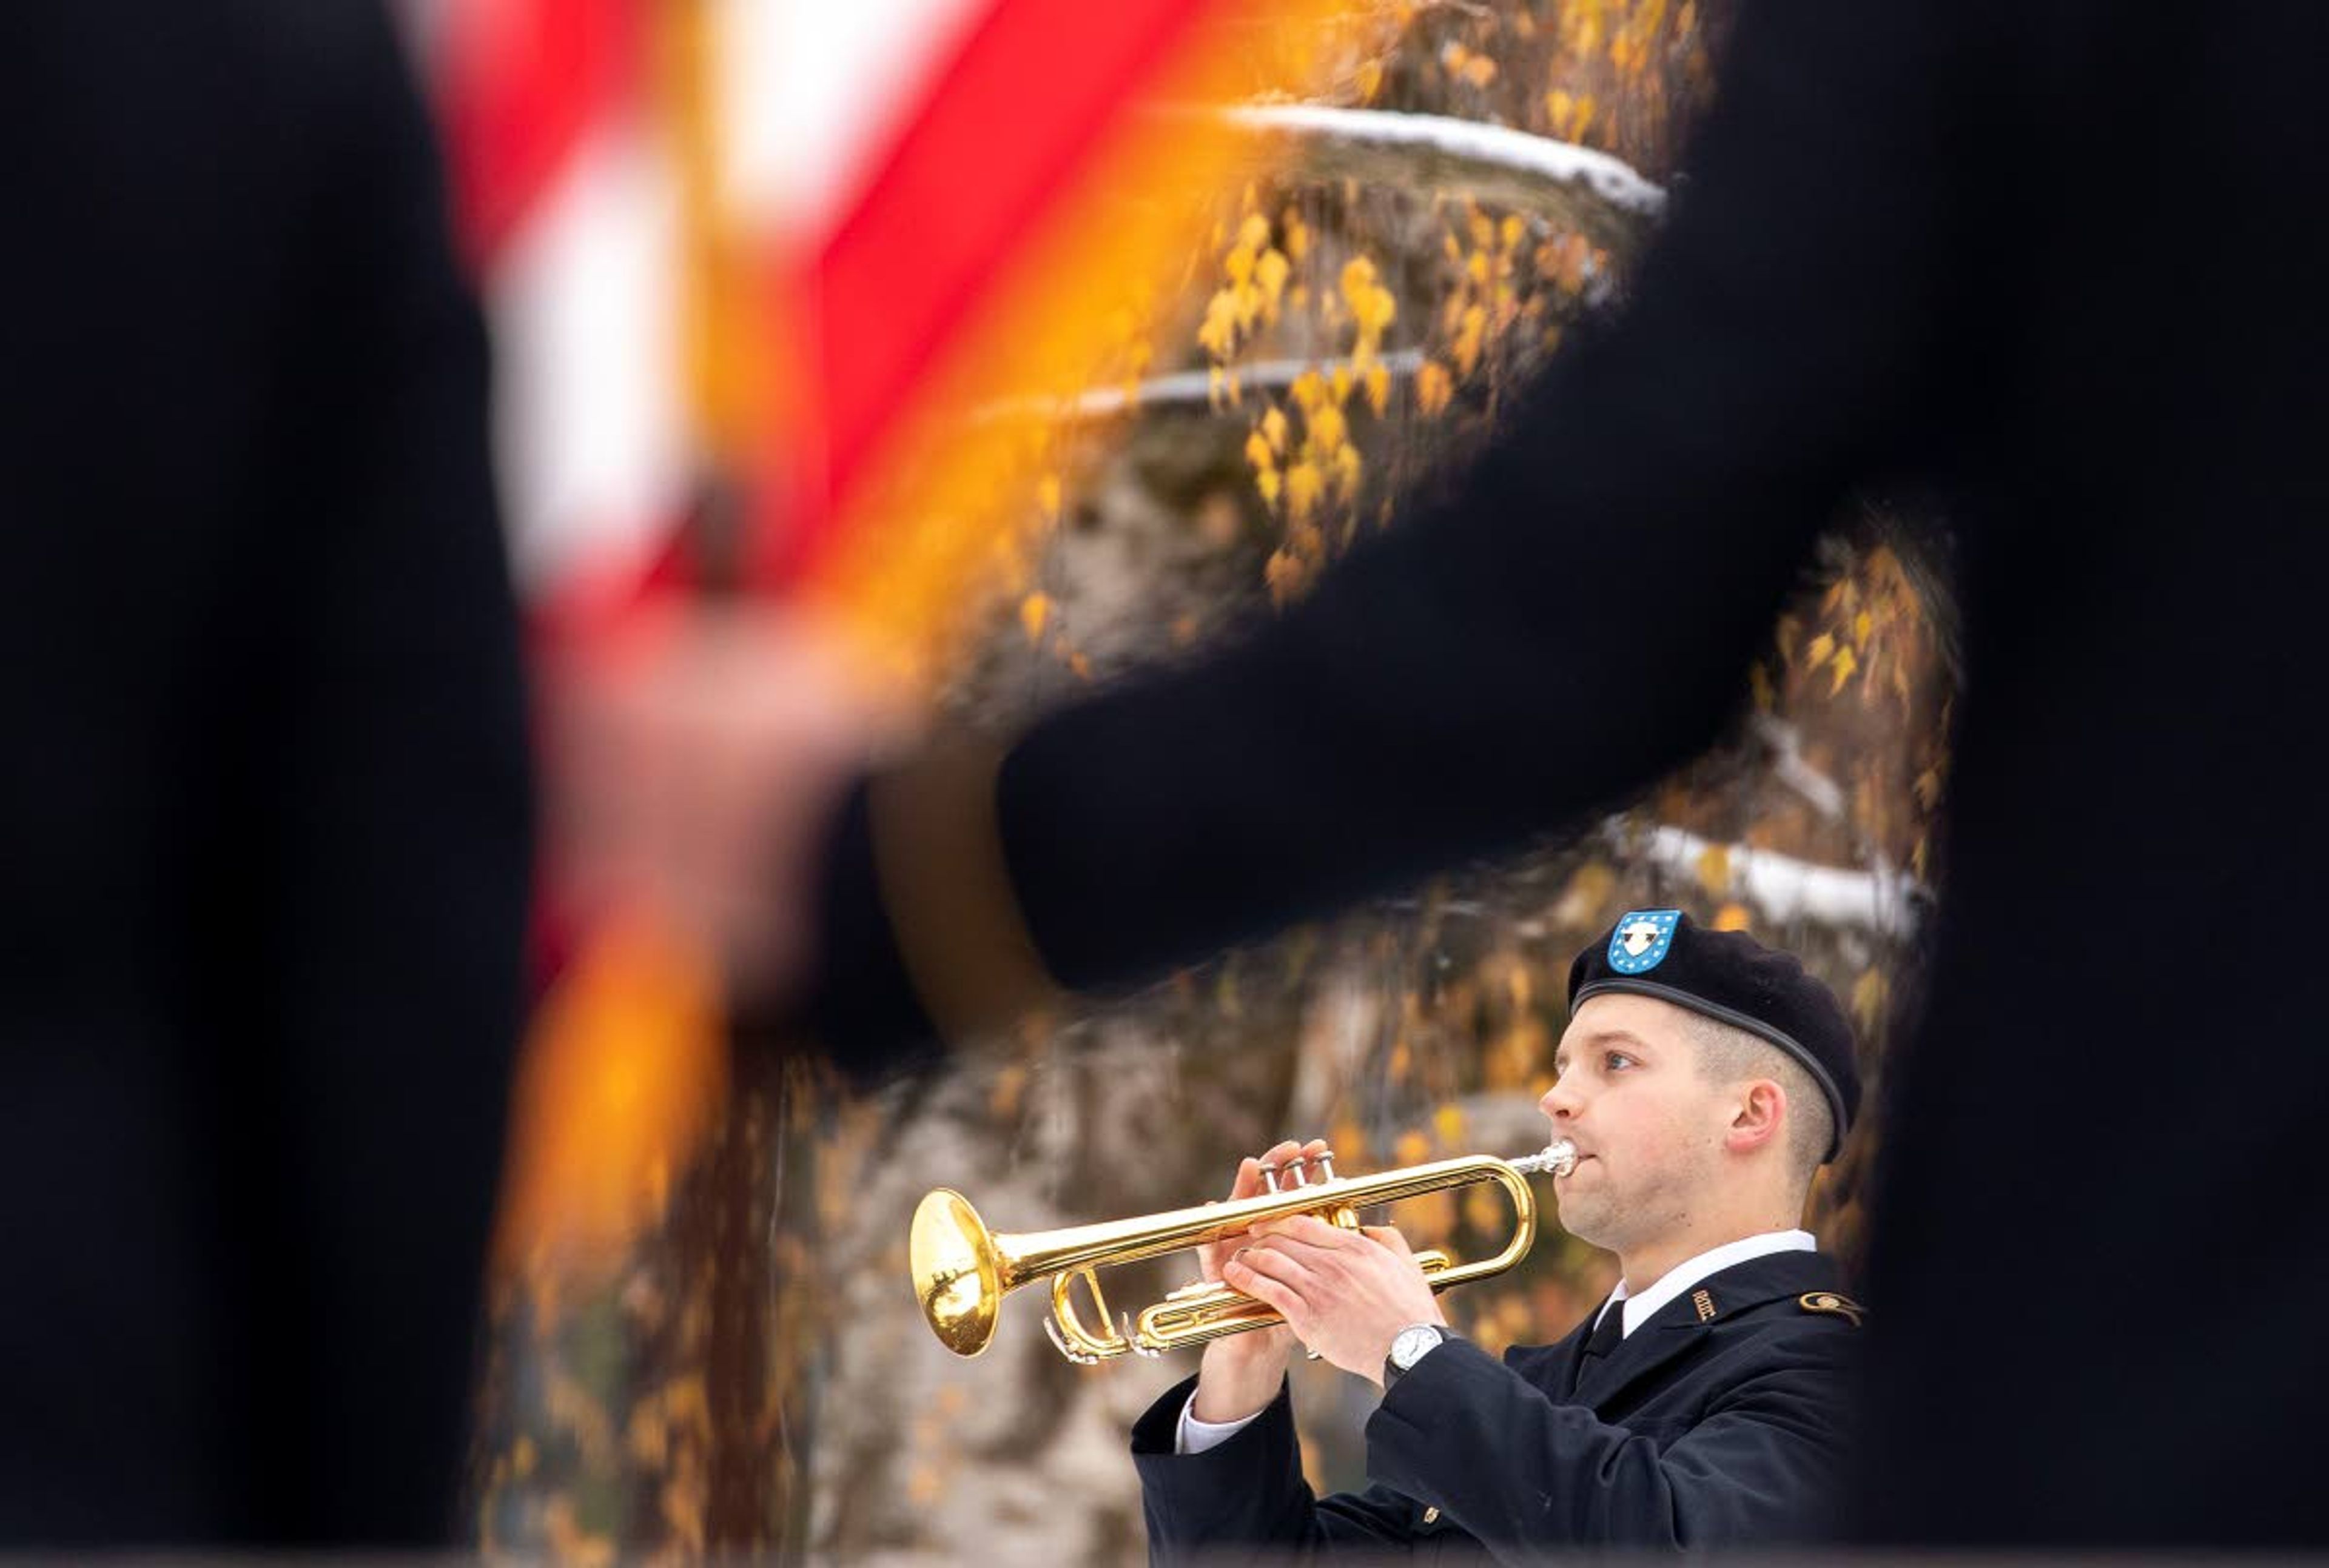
[1677,1011,1835,1187]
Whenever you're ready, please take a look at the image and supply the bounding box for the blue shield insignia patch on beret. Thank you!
[1608,910,1681,974]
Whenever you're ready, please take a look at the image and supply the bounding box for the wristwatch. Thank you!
[1384,1323,1457,1390]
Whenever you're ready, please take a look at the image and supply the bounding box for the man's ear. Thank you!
[1724,1080,1785,1155]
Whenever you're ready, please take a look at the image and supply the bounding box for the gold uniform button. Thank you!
[1422,1507,1440,1526]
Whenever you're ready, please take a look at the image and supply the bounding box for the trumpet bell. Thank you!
[912,1188,1004,1356]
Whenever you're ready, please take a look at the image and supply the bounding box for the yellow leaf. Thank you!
[1434,1102,1468,1148]
[1695,842,1731,896]
[1285,460,1324,521]
[1236,212,1271,253]
[1306,399,1347,454]
[1364,360,1391,417]
[1255,467,1282,506]
[1329,364,1353,406]
[1197,291,1237,358]
[1333,443,1363,503]
[1256,247,1290,313]
[1453,302,1488,377]
[1338,256,1379,315]
[1464,1182,1507,1236]
[1261,405,1289,454]
[987,1062,1029,1119]
[1804,631,1835,669]
[1265,548,1307,606]
[1018,592,1050,643]
[1416,359,1454,416]
[1712,902,1752,931]
[1245,430,1274,473]
[1853,609,1874,648]
[1851,968,1888,1030]
[1828,643,1858,694]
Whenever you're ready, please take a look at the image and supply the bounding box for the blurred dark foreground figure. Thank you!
[557,0,2329,1548]
[0,0,529,1545]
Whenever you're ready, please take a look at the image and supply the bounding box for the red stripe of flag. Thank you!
[785,0,1223,570]
[437,0,642,266]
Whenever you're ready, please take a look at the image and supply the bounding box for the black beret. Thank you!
[1566,910,1860,1161]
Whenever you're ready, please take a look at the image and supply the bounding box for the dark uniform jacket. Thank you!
[804,0,2329,1544]
[1132,1251,1860,1562]
[1,1,528,1544]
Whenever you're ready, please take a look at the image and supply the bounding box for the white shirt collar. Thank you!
[1592,1228,1816,1338]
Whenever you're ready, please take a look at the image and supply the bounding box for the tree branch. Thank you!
[1209,104,1667,255]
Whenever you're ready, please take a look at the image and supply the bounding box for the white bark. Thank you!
[1213,104,1666,253]
[1749,714,1848,821]
[977,349,1430,425]
[1626,822,1926,936]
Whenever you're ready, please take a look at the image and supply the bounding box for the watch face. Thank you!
[1393,1327,1437,1367]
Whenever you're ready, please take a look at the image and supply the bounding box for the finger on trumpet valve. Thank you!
[1313,1149,1337,1182]
[1260,1161,1282,1193]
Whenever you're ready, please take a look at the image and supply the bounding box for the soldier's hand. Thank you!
[1190,1137,1326,1424]
[1225,1216,1443,1387]
[542,600,915,1014]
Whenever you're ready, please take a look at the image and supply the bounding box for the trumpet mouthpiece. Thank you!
[1511,1140,1579,1178]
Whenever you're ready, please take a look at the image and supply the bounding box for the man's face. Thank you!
[1540,993,1733,1255]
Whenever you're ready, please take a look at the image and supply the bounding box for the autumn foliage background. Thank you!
[469,1,1954,1559]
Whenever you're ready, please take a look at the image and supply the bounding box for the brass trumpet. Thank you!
[910,1139,1577,1364]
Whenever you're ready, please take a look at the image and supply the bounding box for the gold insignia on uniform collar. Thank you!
[1799,1291,1866,1327]
[1691,1288,1717,1322]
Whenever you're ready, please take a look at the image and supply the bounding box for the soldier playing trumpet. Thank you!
[1131,912,1867,1556]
